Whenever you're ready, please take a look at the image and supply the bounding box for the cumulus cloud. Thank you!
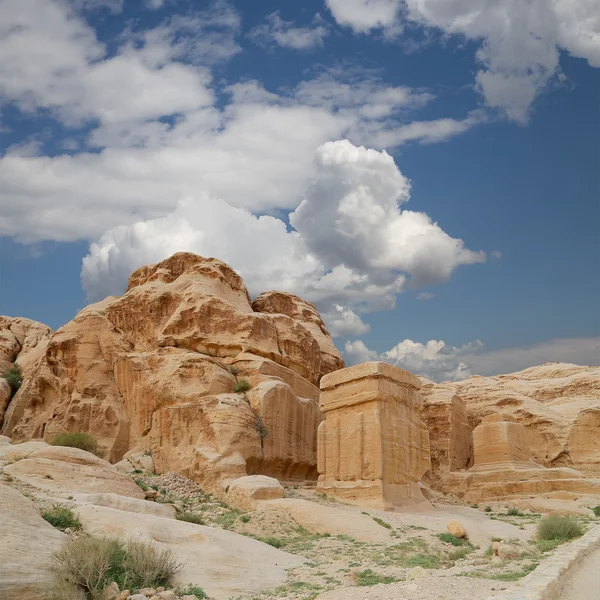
[344,336,600,382]
[81,140,486,331]
[326,0,600,121]
[249,12,329,50]
[325,0,401,33]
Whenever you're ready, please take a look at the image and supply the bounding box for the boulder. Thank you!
[227,475,285,509]
[3,444,145,498]
[76,492,176,518]
[406,566,428,581]
[0,482,66,599]
[447,519,467,538]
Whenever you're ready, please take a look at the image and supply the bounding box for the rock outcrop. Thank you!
[1,253,343,492]
[317,362,431,510]
[421,363,600,486]
[0,316,52,420]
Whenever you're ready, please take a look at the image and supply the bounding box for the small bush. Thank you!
[234,379,250,393]
[507,507,525,517]
[53,535,183,600]
[177,512,205,525]
[439,532,466,546]
[449,547,472,561]
[50,432,103,458]
[258,536,284,548]
[484,506,492,512]
[372,516,392,530]
[240,514,251,523]
[354,569,397,586]
[536,514,583,542]
[134,478,149,492]
[228,366,238,376]
[42,504,82,531]
[177,585,208,599]
[2,364,22,397]
[402,553,440,569]
[592,506,600,517]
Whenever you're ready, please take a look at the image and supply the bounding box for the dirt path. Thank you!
[560,546,600,600]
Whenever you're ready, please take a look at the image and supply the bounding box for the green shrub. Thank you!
[536,515,583,542]
[354,569,397,586]
[592,506,600,517]
[2,364,22,397]
[42,504,82,531]
[134,478,149,492]
[52,535,183,600]
[257,536,284,548]
[484,506,492,512]
[401,553,440,569]
[234,379,250,393]
[507,507,526,516]
[50,432,103,458]
[176,512,205,525]
[449,547,472,561]
[240,514,251,523]
[439,532,466,546]
[177,585,208,599]
[372,516,392,530]
[228,366,238,376]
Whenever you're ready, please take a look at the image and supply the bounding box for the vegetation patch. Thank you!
[2,363,22,398]
[51,535,182,600]
[234,380,250,393]
[438,532,468,546]
[176,585,208,599]
[536,514,583,547]
[50,432,103,458]
[42,504,82,531]
[176,512,205,525]
[401,552,440,569]
[353,569,398,586]
[371,516,392,530]
[592,506,600,517]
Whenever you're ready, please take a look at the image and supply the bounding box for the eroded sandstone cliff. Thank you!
[0,253,344,491]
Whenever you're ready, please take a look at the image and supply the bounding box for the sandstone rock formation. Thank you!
[0,316,52,420]
[0,253,343,493]
[421,363,600,488]
[317,362,430,510]
[227,474,285,510]
[0,482,66,599]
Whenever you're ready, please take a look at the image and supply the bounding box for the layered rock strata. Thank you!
[0,253,343,492]
[317,362,431,510]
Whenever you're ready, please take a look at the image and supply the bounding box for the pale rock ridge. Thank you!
[1,253,343,492]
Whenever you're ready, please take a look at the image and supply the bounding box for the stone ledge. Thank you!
[320,361,421,391]
[487,525,600,600]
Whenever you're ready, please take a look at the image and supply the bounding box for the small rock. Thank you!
[144,489,158,500]
[156,589,165,594]
[117,591,130,600]
[157,591,177,600]
[406,566,428,581]
[139,589,156,597]
[182,596,199,600]
[447,519,467,538]
[127,595,147,600]
[103,582,120,600]
[493,541,522,561]
[148,596,161,600]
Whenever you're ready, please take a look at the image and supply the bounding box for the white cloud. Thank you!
[81,140,486,329]
[249,12,329,50]
[325,0,401,33]
[326,0,600,121]
[417,292,434,300]
[323,306,371,338]
[343,336,600,382]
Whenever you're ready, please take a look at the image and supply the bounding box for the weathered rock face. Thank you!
[317,362,431,510]
[1,253,343,492]
[0,316,52,421]
[445,411,600,503]
[421,363,600,480]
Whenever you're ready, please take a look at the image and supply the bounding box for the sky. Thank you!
[0,0,598,382]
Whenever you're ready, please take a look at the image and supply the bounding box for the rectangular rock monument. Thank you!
[317,362,431,510]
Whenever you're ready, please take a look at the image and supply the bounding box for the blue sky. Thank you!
[0,0,598,381]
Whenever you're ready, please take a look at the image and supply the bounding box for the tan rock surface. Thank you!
[317,362,430,510]
[0,482,66,599]
[1,253,343,491]
[75,503,305,600]
[422,363,600,478]
[3,444,145,498]
[227,474,284,510]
